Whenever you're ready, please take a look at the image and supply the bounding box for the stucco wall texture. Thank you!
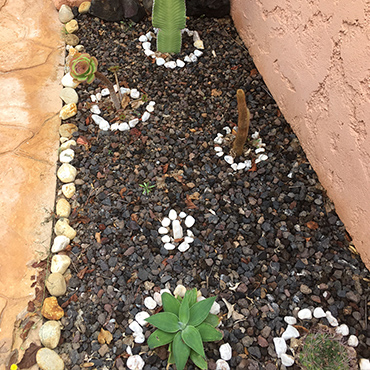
[230,0,370,268]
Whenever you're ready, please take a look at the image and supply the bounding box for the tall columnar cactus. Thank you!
[232,89,250,157]
[152,0,186,54]
[69,53,121,110]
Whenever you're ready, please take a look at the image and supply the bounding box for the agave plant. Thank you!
[152,0,186,54]
[146,288,223,370]
[69,53,121,110]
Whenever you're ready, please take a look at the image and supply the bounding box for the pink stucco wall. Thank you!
[231,0,370,268]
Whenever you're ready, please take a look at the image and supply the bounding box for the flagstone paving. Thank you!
[0,0,64,367]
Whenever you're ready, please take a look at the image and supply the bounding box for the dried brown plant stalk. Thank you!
[232,89,250,157]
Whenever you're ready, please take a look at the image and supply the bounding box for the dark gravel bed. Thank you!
[56,12,369,370]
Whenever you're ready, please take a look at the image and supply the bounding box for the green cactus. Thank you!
[298,332,352,370]
[69,53,98,84]
[152,0,186,54]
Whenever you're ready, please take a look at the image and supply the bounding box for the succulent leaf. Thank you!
[178,291,191,326]
[145,312,180,333]
[181,325,205,358]
[162,292,180,316]
[203,313,220,328]
[196,322,223,342]
[147,329,176,349]
[173,332,191,370]
[69,53,98,84]
[186,288,198,307]
[188,296,216,327]
[190,350,208,370]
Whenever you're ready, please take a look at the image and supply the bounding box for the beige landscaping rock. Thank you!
[65,19,78,33]
[64,33,80,46]
[51,254,71,274]
[59,87,78,104]
[59,103,77,120]
[59,123,78,138]
[58,4,74,23]
[79,1,91,14]
[62,182,76,198]
[60,139,76,151]
[56,198,71,218]
[39,320,62,349]
[46,272,67,296]
[54,218,77,239]
[41,297,64,320]
[57,163,77,183]
[54,0,86,10]
[37,347,65,370]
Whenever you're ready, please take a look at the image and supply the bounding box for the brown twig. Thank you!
[95,71,121,110]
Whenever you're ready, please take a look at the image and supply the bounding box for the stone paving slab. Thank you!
[0,0,64,367]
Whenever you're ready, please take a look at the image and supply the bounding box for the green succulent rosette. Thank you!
[69,53,98,84]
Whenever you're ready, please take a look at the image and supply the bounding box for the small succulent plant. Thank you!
[68,52,120,110]
[69,53,98,84]
[146,288,223,370]
[298,332,353,370]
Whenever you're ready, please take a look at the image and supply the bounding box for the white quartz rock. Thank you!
[142,111,150,122]
[176,59,185,68]
[144,297,157,310]
[255,153,268,163]
[219,343,232,361]
[281,353,295,367]
[348,335,359,347]
[359,359,370,370]
[216,151,224,157]
[326,311,339,327]
[168,209,177,220]
[215,359,230,370]
[146,104,154,112]
[179,212,187,218]
[90,94,96,102]
[92,114,106,126]
[144,49,154,56]
[118,122,130,131]
[59,148,74,163]
[284,316,297,325]
[139,35,147,42]
[156,57,165,66]
[172,220,183,239]
[90,104,101,114]
[101,88,110,96]
[224,155,234,164]
[161,235,171,243]
[313,307,326,318]
[99,120,110,131]
[210,301,220,315]
[194,49,203,57]
[282,325,300,340]
[184,236,194,244]
[129,118,139,128]
[298,308,312,320]
[185,215,195,228]
[273,337,287,358]
[158,227,168,234]
[61,72,79,88]
[184,55,192,63]
[133,332,145,343]
[236,162,246,170]
[231,163,238,171]
[142,41,151,50]
[164,61,177,69]
[164,242,176,250]
[130,89,140,99]
[153,292,162,306]
[110,123,119,131]
[336,324,349,336]
[127,355,145,370]
[189,53,198,62]
[129,320,143,334]
[57,163,77,183]
[120,87,130,95]
[51,235,70,253]
[178,242,190,252]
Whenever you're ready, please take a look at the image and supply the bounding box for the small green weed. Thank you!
[139,182,156,195]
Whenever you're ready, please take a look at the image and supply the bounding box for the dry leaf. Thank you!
[77,267,89,279]
[121,94,130,110]
[17,343,41,369]
[95,232,101,243]
[188,192,200,200]
[131,100,144,109]
[211,89,222,97]
[306,221,319,230]
[162,163,169,174]
[185,194,198,209]
[222,298,234,319]
[98,328,113,345]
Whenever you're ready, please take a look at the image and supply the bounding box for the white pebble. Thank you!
[359,359,370,370]
[184,55,192,63]
[130,89,140,99]
[313,307,326,318]
[162,217,171,227]
[144,297,157,310]
[224,155,234,164]
[99,121,110,131]
[244,160,252,169]
[59,149,75,163]
[153,292,162,306]
[158,227,168,234]
[145,32,153,41]
[297,308,312,320]
[215,359,230,370]
[179,212,187,218]
[231,163,238,171]
[251,131,259,139]
[348,335,359,347]
[120,87,130,95]
[215,146,223,152]
[118,122,130,131]
[282,325,300,340]
[336,324,349,336]
[164,61,177,69]
[187,229,194,237]
[110,123,119,131]
[255,147,265,153]
[135,311,150,327]
[129,321,143,334]
[90,104,101,114]
[161,235,171,243]
[210,301,220,315]
[172,220,183,239]
[178,242,190,252]
[281,353,295,367]
[129,118,139,128]
[223,126,231,134]
[176,59,185,68]
[61,72,79,88]
[173,285,186,298]
[101,88,110,96]
[133,332,145,343]
[273,337,287,358]
[194,49,203,57]
[51,235,70,253]
[214,136,223,144]
[284,316,297,325]
[139,35,147,42]
[189,53,198,62]
[156,57,165,66]
[142,41,151,50]
[326,311,338,327]
[148,101,155,106]
[168,209,177,220]
[164,243,176,250]
[216,151,224,157]
[127,355,145,370]
[219,343,232,361]
[255,153,268,163]
[95,92,102,101]
[146,104,154,112]
[144,49,154,56]
[185,215,195,228]
[90,94,96,102]
[184,236,194,244]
